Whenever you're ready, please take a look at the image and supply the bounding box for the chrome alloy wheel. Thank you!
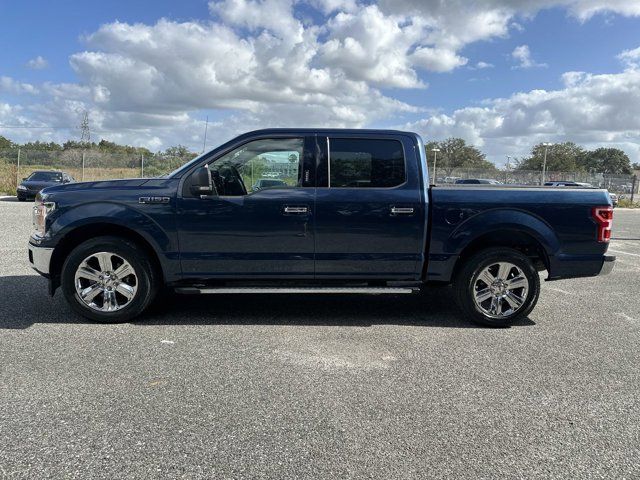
[472,262,529,319]
[74,252,138,312]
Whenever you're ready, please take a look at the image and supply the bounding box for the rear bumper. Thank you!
[599,255,616,276]
[28,243,53,276]
[548,253,615,280]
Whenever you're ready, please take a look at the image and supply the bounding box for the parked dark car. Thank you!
[17,170,74,201]
[251,179,288,191]
[28,129,615,327]
[455,178,502,185]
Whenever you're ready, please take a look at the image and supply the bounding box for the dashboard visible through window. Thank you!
[207,138,304,196]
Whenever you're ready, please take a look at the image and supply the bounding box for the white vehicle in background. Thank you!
[443,176,462,184]
[544,181,593,187]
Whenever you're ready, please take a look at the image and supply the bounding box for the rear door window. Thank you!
[328,138,405,188]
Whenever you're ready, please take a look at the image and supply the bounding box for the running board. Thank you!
[174,286,418,295]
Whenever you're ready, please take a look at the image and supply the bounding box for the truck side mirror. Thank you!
[190,166,214,196]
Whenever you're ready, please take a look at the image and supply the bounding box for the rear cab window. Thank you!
[327,138,406,188]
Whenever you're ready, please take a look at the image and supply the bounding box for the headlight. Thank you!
[17,185,27,191]
[32,199,56,236]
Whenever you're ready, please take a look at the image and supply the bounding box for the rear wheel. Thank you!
[454,247,540,327]
[61,236,158,323]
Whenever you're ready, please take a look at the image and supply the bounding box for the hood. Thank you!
[42,178,149,193]
[20,180,61,190]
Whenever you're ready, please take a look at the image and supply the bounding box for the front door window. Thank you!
[209,138,304,196]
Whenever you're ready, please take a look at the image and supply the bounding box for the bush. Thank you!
[618,198,639,208]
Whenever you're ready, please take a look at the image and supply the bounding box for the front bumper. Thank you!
[599,255,616,276]
[28,243,53,275]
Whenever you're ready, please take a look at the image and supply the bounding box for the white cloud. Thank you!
[320,5,427,87]
[0,76,39,95]
[511,45,547,69]
[3,0,640,153]
[209,0,303,43]
[475,61,494,69]
[412,47,468,73]
[405,68,640,164]
[617,45,640,68]
[26,56,49,70]
[68,18,417,127]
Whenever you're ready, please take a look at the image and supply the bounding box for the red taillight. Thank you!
[592,206,613,243]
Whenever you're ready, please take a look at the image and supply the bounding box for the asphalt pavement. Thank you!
[1,197,638,479]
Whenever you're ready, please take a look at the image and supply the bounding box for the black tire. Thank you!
[61,236,158,323]
[17,196,26,202]
[454,247,540,327]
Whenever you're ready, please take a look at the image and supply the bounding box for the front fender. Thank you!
[47,201,172,253]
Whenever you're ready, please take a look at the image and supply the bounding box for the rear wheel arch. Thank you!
[452,228,550,281]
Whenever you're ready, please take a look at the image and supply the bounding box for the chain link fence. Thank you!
[1,149,638,204]
[433,168,638,201]
[0,149,196,194]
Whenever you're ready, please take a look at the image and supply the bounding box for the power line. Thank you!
[0,125,72,129]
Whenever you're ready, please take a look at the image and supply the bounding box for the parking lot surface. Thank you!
[1,198,638,479]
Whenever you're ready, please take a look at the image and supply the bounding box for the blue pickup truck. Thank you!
[28,129,615,326]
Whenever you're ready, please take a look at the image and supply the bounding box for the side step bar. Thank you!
[174,287,419,295]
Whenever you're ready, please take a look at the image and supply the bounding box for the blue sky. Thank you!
[1,0,640,164]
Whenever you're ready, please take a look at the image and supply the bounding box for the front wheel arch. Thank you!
[60,235,159,322]
[50,223,164,293]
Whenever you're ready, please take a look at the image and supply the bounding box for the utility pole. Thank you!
[430,148,440,185]
[631,175,637,205]
[141,153,144,178]
[79,111,90,180]
[540,142,552,185]
[16,148,21,188]
[505,155,511,184]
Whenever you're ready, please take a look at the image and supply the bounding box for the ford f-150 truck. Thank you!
[28,129,615,326]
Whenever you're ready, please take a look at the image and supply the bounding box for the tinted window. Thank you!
[329,138,405,188]
[27,172,62,182]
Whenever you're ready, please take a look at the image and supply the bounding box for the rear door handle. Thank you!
[390,206,414,215]
[283,206,309,214]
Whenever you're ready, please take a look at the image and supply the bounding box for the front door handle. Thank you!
[283,206,309,214]
[390,206,414,215]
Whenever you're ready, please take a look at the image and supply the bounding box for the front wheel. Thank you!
[61,236,158,323]
[454,247,540,327]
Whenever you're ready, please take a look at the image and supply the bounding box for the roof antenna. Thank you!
[202,115,209,153]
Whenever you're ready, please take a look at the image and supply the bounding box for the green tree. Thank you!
[579,148,632,174]
[161,145,196,159]
[21,140,63,151]
[0,135,14,150]
[425,138,495,176]
[515,142,584,172]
